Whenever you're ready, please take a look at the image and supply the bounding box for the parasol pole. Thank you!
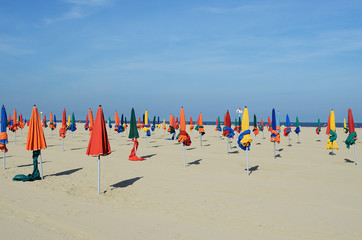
[14,131,16,144]
[288,134,290,146]
[97,155,100,195]
[274,142,276,158]
[263,130,265,139]
[183,144,186,167]
[39,151,43,180]
[354,144,358,165]
[62,138,64,151]
[117,132,120,145]
[331,140,334,155]
[199,132,202,146]
[246,148,249,176]
[227,138,229,154]
[298,134,300,143]
[3,150,5,170]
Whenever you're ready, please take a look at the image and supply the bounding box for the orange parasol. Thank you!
[26,106,47,151]
[89,108,94,136]
[86,105,111,156]
[86,105,111,195]
[195,113,205,146]
[14,105,46,181]
[189,116,194,132]
[177,107,191,146]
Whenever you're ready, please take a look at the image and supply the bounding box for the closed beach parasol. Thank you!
[177,107,192,167]
[270,108,280,158]
[167,114,175,140]
[195,113,205,146]
[189,117,194,132]
[43,114,48,128]
[86,105,111,195]
[316,118,321,135]
[13,105,47,181]
[59,108,67,151]
[284,114,292,146]
[223,110,234,154]
[345,108,358,165]
[114,111,124,144]
[89,108,94,136]
[128,108,145,161]
[237,107,253,175]
[10,109,18,143]
[70,112,77,140]
[253,114,259,137]
[259,118,265,139]
[294,116,301,143]
[84,114,89,130]
[18,113,25,136]
[326,109,338,154]
[108,117,112,129]
[142,110,151,147]
[1,105,8,169]
[343,118,348,134]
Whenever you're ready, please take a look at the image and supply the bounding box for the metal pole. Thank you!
[274,142,276,158]
[14,131,16,144]
[39,151,43,180]
[200,132,202,146]
[62,138,64,151]
[98,155,100,195]
[227,138,229,154]
[288,134,290,146]
[331,141,334,155]
[246,148,249,176]
[354,144,358,165]
[183,145,186,167]
[117,133,119,145]
[3,150,5,170]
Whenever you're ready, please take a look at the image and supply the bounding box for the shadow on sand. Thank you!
[245,165,259,175]
[344,158,355,164]
[46,168,83,177]
[188,159,202,166]
[140,154,157,159]
[110,177,143,189]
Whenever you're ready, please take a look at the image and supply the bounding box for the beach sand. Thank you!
[1,125,362,240]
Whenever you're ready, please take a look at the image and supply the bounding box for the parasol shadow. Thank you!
[110,177,143,189]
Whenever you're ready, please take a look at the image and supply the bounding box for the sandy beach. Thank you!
[1,125,361,240]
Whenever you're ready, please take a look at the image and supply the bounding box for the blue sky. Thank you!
[1,0,362,122]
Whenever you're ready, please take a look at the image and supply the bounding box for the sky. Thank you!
[1,0,362,122]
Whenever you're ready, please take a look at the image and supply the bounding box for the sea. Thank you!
[70,121,360,128]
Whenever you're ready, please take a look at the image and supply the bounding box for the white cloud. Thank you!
[0,43,34,56]
[44,0,113,25]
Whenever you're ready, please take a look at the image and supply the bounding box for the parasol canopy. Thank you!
[26,106,47,151]
[86,105,111,156]
[0,105,8,153]
[237,107,252,150]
